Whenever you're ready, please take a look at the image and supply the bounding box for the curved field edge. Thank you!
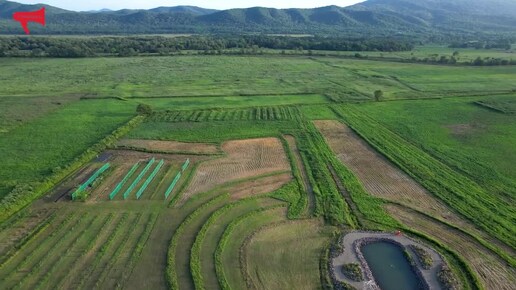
[190,196,286,290]
[332,106,516,256]
[166,193,229,289]
[216,206,288,290]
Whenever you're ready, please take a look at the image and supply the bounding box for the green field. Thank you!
[0,52,514,290]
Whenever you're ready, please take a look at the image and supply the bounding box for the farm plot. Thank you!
[386,204,516,290]
[180,138,291,204]
[244,219,333,290]
[148,106,300,122]
[116,139,221,155]
[0,207,159,290]
[68,150,208,201]
[314,120,500,241]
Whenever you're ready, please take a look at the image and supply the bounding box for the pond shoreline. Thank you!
[331,231,445,290]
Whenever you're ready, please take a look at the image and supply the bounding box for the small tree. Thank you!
[374,90,384,102]
[136,103,153,115]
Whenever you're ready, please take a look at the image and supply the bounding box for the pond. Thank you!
[361,241,422,290]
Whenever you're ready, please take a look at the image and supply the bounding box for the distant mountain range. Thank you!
[1,0,515,37]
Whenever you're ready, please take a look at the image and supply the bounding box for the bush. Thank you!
[136,103,153,115]
[437,264,460,290]
[410,245,433,269]
[341,263,363,282]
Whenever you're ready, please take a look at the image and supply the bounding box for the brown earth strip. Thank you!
[230,173,292,200]
[116,139,220,155]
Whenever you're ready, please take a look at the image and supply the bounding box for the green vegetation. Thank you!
[129,120,299,143]
[0,50,514,290]
[409,245,433,270]
[334,105,515,249]
[438,264,461,290]
[148,105,303,122]
[341,263,364,281]
[1,56,515,100]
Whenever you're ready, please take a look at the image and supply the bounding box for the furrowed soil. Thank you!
[116,139,220,154]
[181,138,290,203]
[386,204,516,290]
[230,173,292,200]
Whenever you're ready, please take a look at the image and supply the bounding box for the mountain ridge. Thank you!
[0,0,515,37]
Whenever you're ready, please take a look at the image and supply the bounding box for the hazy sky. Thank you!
[13,0,364,11]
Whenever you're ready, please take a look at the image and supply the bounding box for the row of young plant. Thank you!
[0,212,57,267]
[14,214,91,289]
[166,194,229,290]
[4,213,77,279]
[277,135,308,218]
[293,117,356,227]
[190,197,265,290]
[116,213,160,290]
[54,213,114,289]
[94,213,144,288]
[75,213,129,289]
[34,214,103,290]
[149,106,299,123]
[333,106,516,255]
[0,115,144,223]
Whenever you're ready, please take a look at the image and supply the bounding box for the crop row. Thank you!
[75,213,129,289]
[213,205,285,290]
[166,194,229,290]
[333,106,516,252]
[53,213,114,289]
[293,118,356,227]
[149,106,299,122]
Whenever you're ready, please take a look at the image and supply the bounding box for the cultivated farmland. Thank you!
[0,52,514,290]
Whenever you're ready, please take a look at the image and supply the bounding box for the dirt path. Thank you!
[116,139,220,155]
[284,135,315,216]
[332,231,444,290]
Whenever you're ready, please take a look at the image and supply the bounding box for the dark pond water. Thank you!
[362,242,421,290]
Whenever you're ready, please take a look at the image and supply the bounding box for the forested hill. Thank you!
[0,0,515,38]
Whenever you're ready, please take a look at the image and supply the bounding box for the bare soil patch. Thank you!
[230,173,292,200]
[117,139,220,154]
[386,204,516,290]
[181,138,290,203]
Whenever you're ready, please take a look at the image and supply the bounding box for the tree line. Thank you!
[0,35,414,58]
